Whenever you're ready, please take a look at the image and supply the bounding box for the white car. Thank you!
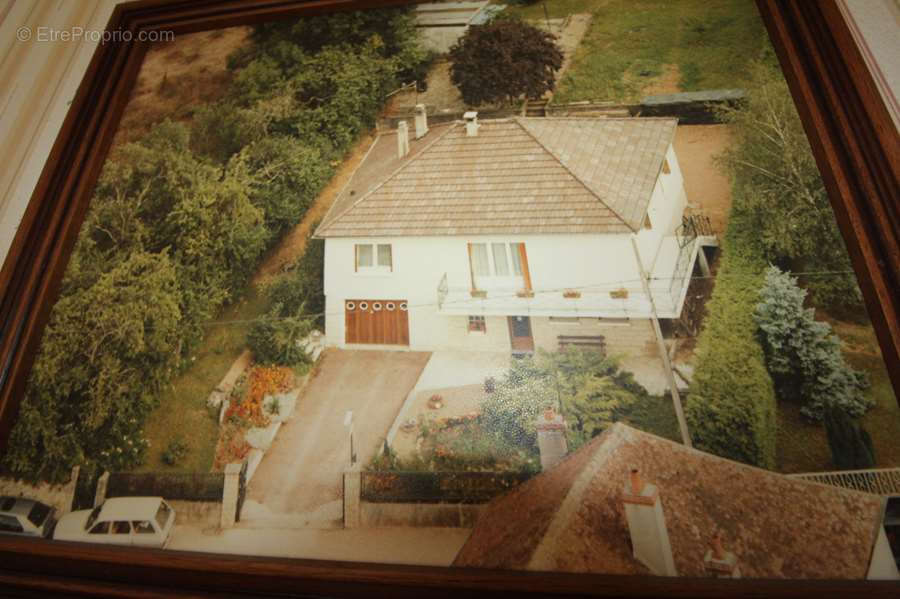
[0,496,55,538]
[53,497,175,548]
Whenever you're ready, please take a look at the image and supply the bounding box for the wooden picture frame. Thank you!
[0,0,897,596]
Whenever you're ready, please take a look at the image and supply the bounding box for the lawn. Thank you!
[138,286,270,473]
[506,0,769,103]
[776,319,900,473]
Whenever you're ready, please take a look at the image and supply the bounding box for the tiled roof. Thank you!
[314,117,677,238]
[453,424,885,579]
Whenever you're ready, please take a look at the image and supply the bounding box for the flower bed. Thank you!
[213,364,295,469]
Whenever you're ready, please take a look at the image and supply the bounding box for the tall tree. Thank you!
[717,62,861,312]
[449,20,563,106]
[4,252,182,481]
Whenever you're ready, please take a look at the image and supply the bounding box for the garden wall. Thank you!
[167,499,222,528]
[0,466,79,515]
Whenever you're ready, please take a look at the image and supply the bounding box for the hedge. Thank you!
[685,234,777,469]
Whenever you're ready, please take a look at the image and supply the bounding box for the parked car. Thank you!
[0,496,55,538]
[53,497,175,548]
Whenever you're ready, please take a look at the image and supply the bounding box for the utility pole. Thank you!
[630,236,692,447]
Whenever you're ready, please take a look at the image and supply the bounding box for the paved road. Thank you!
[168,524,470,565]
[245,349,430,525]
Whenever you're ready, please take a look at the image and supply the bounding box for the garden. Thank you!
[370,347,681,479]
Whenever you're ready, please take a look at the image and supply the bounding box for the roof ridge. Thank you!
[513,117,636,232]
[315,122,461,236]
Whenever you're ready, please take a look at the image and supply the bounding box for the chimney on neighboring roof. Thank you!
[703,530,741,578]
[623,468,678,576]
[464,111,479,137]
[536,406,567,471]
[414,103,429,139]
[397,120,410,159]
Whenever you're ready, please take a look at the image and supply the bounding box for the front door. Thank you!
[508,316,534,354]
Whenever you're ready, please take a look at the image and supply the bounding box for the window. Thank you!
[643,214,652,230]
[0,515,23,533]
[549,317,580,325]
[90,521,110,534]
[509,243,524,276]
[662,158,671,174]
[469,242,528,281]
[470,244,490,276]
[468,316,486,333]
[27,502,51,526]
[155,501,173,529]
[133,520,155,534]
[355,243,392,272]
[491,243,509,276]
[112,521,131,534]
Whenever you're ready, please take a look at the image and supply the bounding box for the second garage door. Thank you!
[345,299,409,346]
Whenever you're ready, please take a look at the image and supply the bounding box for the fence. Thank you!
[788,468,900,496]
[106,472,225,501]
[361,470,531,504]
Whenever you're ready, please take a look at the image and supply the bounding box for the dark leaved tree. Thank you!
[449,21,563,106]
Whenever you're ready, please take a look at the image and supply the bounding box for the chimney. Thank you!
[464,111,479,137]
[535,406,567,471]
[414,103,428,139]
[703,530,741,578]
[622,468,677,576]
[397,120,410,158]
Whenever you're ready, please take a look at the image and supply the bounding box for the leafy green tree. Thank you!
[754,266,871,419]
[236,136,333,237]
[3,252,182,481]
[717,62,861,312]
[449,20,563,106]
[481,348,641,451]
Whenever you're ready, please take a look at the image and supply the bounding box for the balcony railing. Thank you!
[436,234,710,319]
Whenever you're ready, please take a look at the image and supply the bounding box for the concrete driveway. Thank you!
[244,349,430,526]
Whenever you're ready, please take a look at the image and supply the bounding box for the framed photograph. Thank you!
[0,0,897,596]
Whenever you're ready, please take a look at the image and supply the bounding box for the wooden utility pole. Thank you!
[630,236,692,447]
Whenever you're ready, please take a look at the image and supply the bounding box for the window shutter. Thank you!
[517,243,532,291]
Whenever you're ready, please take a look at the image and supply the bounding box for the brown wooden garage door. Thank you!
[345,299,409,345]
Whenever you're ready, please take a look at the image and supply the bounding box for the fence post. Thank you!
[220,463,242,529]
[93,471,110,508]
[343,465,361,529]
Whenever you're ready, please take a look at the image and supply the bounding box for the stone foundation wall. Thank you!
[168,499,222,529]
[531,317,657,358]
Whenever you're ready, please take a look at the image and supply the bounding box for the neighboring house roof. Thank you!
[453,423,886,579]
[314,117,677,238]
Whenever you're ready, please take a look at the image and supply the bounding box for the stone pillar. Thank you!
[220,463,242,529]
[396,120,409,158]
[536,408,567,471]
[343,466,361,529]
[622,468,677,576]
[414,103,428,139]
[93,471,110,508]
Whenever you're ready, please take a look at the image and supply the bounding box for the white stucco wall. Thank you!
[867,526,900,580]
[323,145,688,351]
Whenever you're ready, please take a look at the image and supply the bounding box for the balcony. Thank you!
[436,235,714,319]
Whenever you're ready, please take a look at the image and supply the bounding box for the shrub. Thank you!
[685,239,777,469]
[247,308,314,366]
[754,266,871,419]
[161,438,189,466]
[824,405,876,470]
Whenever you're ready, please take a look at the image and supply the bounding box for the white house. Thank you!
[314,110,714,357]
